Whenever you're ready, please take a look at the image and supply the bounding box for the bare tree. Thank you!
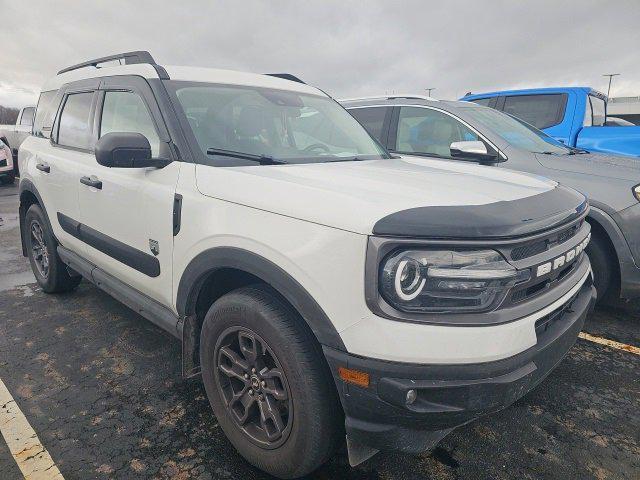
[0,106,20,125]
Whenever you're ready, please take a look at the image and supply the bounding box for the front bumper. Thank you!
[324,276,596,454]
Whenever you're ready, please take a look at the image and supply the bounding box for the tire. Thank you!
[25,204,81,293]
[585,233,617,304]
[200,285,342,479]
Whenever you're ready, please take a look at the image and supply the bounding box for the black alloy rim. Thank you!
[214,326,293,449]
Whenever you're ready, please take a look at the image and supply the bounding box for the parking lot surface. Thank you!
[1,183,638,480]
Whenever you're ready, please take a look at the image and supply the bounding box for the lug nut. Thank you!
[406,389,417,405]
[249,389,254,395]
[244,374,249,379]
[252,368,256,373]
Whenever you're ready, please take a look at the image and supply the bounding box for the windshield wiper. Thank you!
[206,147,287,165]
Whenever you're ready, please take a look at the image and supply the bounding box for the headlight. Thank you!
[379,249,530,313]
[634,184,640,202]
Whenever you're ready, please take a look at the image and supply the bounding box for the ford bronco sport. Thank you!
[19,51,596,478]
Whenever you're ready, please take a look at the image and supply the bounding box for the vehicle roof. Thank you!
[340,96,470,110]
[41,63,323,97]
[462,87,605,100]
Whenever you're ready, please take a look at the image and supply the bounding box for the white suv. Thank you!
[19,51,596,478]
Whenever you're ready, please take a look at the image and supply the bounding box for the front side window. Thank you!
[348,107,389,142]
[20,107,35,126]
[169,81,388,164]
[33,91,60,138]
[463,105,572,155]
[57,92,94,150]
[502,94,567,129]
[395,106,480,158]
[100,91,161,156]
[590,95,606,126]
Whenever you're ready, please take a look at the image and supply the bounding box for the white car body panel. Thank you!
[195,156,557,235]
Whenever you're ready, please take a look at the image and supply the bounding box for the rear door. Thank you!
[77,75,180,307]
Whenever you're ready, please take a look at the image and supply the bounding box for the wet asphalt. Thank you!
[0,183,638,479]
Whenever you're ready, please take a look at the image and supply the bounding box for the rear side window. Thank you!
[502,94,567,129]
[57,92,95,150]
[470,98,492,107]
[347,107,389,142]
[33,91,60,138]
[19,107,35,126]
[100,91,161,156]
[590,96,606,126]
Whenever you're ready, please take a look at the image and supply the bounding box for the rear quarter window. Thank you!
[33,91,60,138]
[502,94,568,129]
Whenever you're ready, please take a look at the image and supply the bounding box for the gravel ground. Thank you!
[1,183,638,479]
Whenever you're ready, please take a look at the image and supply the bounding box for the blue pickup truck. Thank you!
[462,87,640,157]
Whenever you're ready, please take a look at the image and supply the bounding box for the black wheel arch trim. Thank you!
[18,179,56,257]
[176,246,346,351]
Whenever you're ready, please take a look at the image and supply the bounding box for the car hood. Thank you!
[196,156,574,236]
[536,152,640,181]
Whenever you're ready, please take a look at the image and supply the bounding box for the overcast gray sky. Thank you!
[1,0,639,107]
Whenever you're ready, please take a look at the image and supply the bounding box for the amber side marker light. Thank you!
[338,367,370,388]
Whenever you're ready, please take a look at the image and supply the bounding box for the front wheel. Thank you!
[585,233,617,304]
[25,204,81,293]
[200,285,342,478]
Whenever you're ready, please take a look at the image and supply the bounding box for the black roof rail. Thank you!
[57,51,169,79]
[265,73,306,84]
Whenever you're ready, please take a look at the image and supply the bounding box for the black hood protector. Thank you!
[373,185,588,239]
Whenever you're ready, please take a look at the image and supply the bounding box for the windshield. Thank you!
[168,81,388,164]
[463,105,573,155]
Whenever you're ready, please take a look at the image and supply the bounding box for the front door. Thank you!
[77,77,180,307]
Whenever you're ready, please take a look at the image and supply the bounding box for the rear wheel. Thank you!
[25,204,81,293]
[586,233,617,304]
[200,285,342,478]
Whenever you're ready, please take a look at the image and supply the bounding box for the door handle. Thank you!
[36,162,50,173]
[80,176,102,190]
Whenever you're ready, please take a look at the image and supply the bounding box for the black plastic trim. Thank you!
[173,194,182,236]
[176,247,345,350]
[265,73,306,84]
[323,281,596,454]
[57,246,181,338]
[56,212,160,277]
[18,179,55,257]
[373,185,587,240]
[58,51,157,75]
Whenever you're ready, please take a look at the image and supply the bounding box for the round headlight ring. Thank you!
[394,258,426,300]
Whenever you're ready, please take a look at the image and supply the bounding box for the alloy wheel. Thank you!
[30,221,49,278]
[214,326,293,449]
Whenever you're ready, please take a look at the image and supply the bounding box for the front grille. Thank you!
[492,215,589,308]
[511,240,547,260]
[510,221,581,261]
[509,255,581,305]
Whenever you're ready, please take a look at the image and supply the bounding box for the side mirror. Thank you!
[450,140,501,164]
[95,132,171,168]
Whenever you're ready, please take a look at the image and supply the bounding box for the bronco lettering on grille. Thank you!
[536,234,591,278]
